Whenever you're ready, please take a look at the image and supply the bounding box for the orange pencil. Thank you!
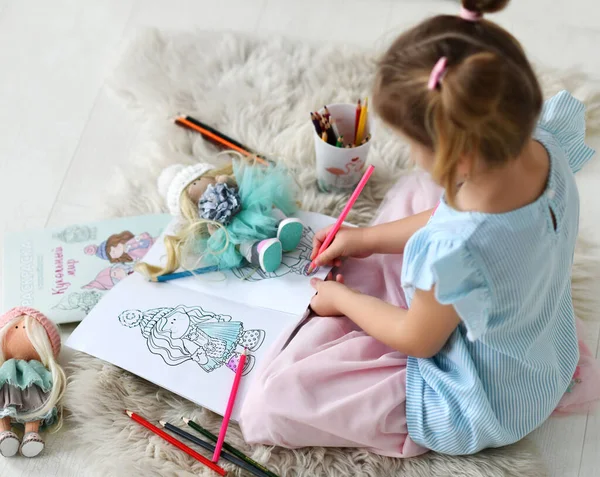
[125,410,226,476]
[175,117,267,166]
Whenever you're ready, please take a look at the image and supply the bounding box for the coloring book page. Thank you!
[67,272,298,420]
[141,211,335,316]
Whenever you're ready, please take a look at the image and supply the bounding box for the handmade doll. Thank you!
[137,159,304,279]
[0,307,66,458]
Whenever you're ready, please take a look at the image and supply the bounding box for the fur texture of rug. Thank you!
[64,28,600,476]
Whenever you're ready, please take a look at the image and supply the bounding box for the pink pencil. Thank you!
[212,349,247,462]
[310,165,375,270]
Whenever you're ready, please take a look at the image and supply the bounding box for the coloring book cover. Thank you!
[67,272,302,420]
[3,214,171,324]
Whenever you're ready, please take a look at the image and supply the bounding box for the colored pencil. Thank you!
[354,99,362,144]
[321,131,328,143]
[212,349,247,462]
[185,116,253,154]
[150,266,220,282]
[330,119,341,141]
[360,133,372,145]
[309,165,375,271]
[184,418,279,477]
[159,421,268,477]
[323,105,331,120]
[310,113,322,135]
[174,117,268,166]
[355,98,368,146]
[125,411,226,476]
[335,135,344,148]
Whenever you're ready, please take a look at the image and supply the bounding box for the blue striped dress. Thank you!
[401,91,595,455]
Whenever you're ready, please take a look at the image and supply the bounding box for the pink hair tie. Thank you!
[428,57,448,90]
[459,6,483,21]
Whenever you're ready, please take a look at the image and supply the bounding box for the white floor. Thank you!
[0,0,599,475]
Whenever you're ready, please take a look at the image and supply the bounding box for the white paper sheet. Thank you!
[141,211,335,316]
[66,273,298,420]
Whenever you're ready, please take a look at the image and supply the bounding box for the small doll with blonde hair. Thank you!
[137,158,304,279]
[0,307,66,458]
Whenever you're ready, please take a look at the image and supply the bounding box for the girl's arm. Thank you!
[311,280,460,358]
[364,208,434,255]
[311,208,434,266]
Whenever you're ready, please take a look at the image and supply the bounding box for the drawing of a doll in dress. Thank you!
[84,231,155,264]
[118,305,265,375]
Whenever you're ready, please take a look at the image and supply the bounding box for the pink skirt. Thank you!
[239,171,600,457]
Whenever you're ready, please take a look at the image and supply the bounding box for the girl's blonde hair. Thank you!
[0,316,67,430]
[373,0,542,206]
[136,163,236,280]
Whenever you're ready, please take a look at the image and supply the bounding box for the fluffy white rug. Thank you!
[65,28,600,477]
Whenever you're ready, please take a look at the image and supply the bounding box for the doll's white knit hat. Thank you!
[157,163,215,216]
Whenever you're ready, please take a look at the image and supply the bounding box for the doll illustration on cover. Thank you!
[0,307,66,458]
[119,305,265,375]
[136,158,304,279]
[85,231,154,263]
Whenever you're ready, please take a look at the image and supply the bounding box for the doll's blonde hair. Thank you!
[136,162,238,280]
[0,316,67,430]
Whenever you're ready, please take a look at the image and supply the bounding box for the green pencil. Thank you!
[184,418,279,477]
[335,135,344,148]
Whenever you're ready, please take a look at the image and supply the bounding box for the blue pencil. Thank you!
[151,266,220,282]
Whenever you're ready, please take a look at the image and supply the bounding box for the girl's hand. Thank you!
[309,274,355,316]
[310,226,373,267]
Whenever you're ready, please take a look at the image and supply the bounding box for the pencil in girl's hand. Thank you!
[184,418,280,477]
[125,411,226,476]
[212,349,247,462]
[309,165,375,272]
[159,421,268,477]
[354,99,362,143]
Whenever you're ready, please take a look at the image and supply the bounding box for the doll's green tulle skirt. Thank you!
[194,163,297,270]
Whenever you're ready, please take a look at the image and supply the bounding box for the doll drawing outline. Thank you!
[118,304,265,376]
[53,225,97,243]
[52,291,101,314]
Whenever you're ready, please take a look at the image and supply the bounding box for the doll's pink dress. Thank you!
[239,172,600,457]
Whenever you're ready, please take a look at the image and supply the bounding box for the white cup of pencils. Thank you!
[311,99,372,193]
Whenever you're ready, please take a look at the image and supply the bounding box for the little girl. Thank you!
[239,0,600,456]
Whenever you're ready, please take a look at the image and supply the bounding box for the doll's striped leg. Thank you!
[272,208,303,252]
[239,239,282,273]
[20,420,44,458]
[0,417,19,458]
